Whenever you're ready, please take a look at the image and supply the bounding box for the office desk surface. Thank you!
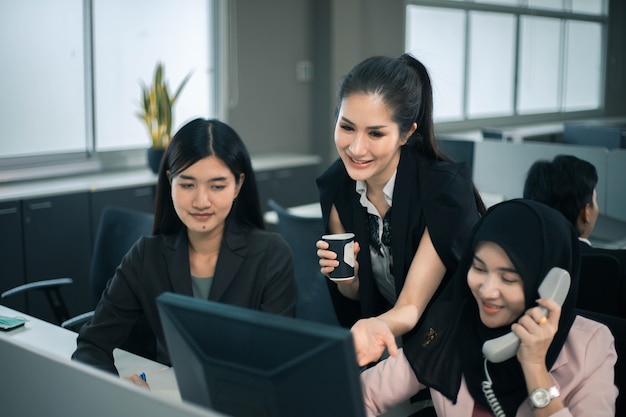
[0,306,429,417]
[0,305,180,401]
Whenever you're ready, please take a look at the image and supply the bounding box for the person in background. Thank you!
[361,199,617,416]
[523,154,626,270]
[72,118,298,380]
[316,53,485,366]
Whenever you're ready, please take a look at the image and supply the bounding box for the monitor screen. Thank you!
[156,292,366,417]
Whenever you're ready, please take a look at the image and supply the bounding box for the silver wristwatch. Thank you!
[528,386,560,409]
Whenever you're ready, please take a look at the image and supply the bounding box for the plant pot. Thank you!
[147,148,165,174]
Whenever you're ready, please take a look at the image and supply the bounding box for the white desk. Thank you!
[0,305,221,417]
[0,305,177,393]
[263,202,322,224]
[264,192,504,226]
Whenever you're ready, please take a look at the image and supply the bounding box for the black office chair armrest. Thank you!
[1,278,74,324]
[61,310,94,331]
[1,278,74,298]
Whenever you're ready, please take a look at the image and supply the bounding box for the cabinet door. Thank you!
[22,192,92,323]
[255,164,320,212]
[90,185,155,241]
[274,165,319,207]
[0,200,26,312]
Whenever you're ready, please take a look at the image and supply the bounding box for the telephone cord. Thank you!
[481,358,506,417]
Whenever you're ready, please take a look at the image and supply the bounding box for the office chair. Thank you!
[1,206,156,357]
[1,277,74,324]
[576,309,626,416]
[267,199,339,326]
[576,253,623,317]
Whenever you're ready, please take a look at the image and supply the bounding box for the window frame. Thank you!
[405,0,609,133]
[0,0,223,182]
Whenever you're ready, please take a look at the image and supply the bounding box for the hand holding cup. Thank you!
[320,233,355,281]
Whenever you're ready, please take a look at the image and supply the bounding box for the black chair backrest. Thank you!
[577,253,623,317]
[267,199,339,326]
[90,206,154,305]
[90,206,156,359]
[576,309,626,415]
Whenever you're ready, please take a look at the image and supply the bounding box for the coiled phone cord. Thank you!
[481,358,506,417]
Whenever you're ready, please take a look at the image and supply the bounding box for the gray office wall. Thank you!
[226,0,405,167]
[226,0,314,157]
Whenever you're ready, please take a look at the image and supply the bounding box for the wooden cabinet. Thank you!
[22,192,92,323]
[0,200,26,313]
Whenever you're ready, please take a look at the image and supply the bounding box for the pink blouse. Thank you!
[361,316,617,417]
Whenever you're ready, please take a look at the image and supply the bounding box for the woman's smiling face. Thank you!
[467,241,526,329]
[169,155,242,237]
[334,93,414,186]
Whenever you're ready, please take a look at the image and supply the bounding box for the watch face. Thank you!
[530,389,551,408]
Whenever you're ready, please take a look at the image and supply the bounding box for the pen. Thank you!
[140,372,147,382]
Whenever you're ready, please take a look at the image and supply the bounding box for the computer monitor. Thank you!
[156,292,366,417]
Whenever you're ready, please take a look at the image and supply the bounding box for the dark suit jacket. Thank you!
[579,240,626,272]
[317,146,480,329]
[72,222,297,374]
[579,240,626,315]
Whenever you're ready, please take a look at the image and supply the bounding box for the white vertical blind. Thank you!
[405,6,466,122]
[467,12,516,118]
[405,1,606,122]
[92,0,214,151]
[0,0,86,158]
[517,16,561,114]
[0,0,215,160]
[564,21,602,111]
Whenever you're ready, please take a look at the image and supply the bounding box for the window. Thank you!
[0,0,217,165]
[467,11,516,118]
[405,0,607,124]
[93,0,214,151]
[0,0,86,159]
[517,16,561,114]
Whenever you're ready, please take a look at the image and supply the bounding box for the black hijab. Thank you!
[403,199,580,415]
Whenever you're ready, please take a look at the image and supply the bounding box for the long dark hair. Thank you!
[153,118,265,235]
[336,53,485,214]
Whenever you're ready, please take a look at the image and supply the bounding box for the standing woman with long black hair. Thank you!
[316,54,485,366]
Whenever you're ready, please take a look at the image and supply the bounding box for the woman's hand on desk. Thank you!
[124,373,151,390]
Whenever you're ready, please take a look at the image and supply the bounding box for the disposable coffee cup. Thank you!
[322,233,355,281]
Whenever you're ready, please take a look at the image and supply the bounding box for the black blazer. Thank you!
[317,146,480,328]
[579,240,626,271]
[72,223,297,374]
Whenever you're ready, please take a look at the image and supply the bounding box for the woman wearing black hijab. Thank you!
[361,199,617,416]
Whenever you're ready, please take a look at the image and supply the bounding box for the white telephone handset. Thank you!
[482,267,571,363]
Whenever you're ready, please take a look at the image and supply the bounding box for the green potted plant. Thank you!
[137,62,192,173]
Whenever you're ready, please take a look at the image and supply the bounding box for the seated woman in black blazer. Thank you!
[72,118,298,378]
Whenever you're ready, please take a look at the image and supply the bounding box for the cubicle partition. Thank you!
[472,141,610,210]
[607,149,626,221]
[0,336,221,417]
[471,140,626,248]
[0,304,221,417]
[563,121,626,149]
